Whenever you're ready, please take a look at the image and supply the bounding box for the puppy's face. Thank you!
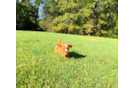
[62,44,72,55]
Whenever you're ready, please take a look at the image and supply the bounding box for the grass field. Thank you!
[16,31,118,88]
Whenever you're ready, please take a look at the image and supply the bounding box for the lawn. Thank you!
[16,30,118,88]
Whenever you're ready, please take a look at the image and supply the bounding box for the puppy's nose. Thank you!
[65,49,68,52]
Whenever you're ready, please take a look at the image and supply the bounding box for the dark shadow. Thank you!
[69,52,86,59]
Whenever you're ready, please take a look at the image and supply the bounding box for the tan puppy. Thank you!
[55,37,72,59]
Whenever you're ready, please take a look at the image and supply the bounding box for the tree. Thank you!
[51,0,118,38]
[52,0,91,34]
[16,0,41,30]
[79,0,118,37]
[16,0,118,38]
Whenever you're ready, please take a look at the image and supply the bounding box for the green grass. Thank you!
[16,30,118,88]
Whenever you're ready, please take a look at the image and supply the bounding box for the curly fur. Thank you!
[55,37,72,59]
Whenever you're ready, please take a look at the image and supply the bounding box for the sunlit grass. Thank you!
[16,30,118,88]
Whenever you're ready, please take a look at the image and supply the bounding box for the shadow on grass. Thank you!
[69,52,86,59]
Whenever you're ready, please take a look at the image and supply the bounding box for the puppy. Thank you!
[55,37,72,59]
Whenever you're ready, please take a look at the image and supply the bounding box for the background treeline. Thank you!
[16,0,118,38]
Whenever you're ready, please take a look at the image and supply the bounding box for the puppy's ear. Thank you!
[69,44,72,47]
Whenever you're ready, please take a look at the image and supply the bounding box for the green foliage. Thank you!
[43,0,63,17]
[51,0,84,33]
[104,11,118,38]
[39,15,53,32]
[50,0,118,38]
[16,0,118,38]
[16,0,45,30]
[16,1,39,30]
[78,8,93,18]
[39,19,46,30]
